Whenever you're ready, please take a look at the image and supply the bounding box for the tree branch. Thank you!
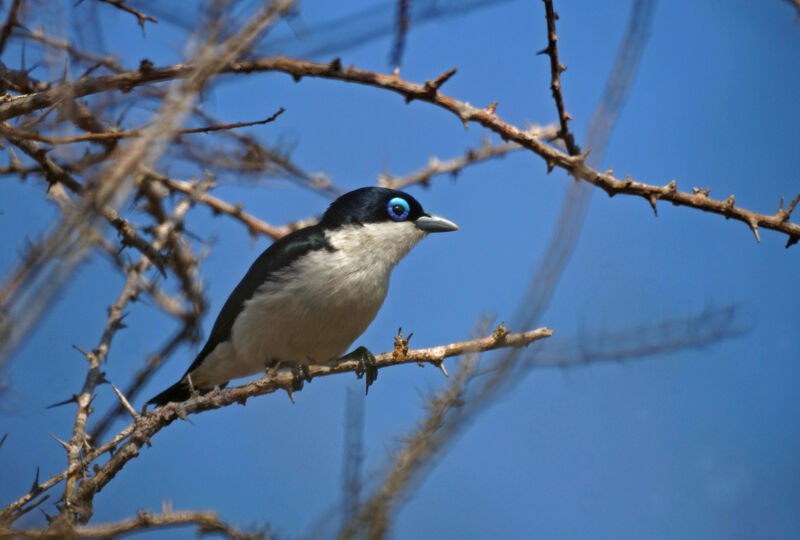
[4,56,796,245]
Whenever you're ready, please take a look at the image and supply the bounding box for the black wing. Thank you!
[148,224,333,405]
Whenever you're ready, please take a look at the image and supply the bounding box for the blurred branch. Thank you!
[341,389,365,526]
[336,303,745,539]
[1,129,169,271]
[143,168,293,240]
[0,0,296,369]
[0,0,22,56]
[335,3,659,537]
[389,0,410,68]
[378,124,558,190]
[0,508,265,540]
[531,304,746,369]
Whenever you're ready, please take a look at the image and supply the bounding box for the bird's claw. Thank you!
[290,362,312,392]
[349,346,378,394]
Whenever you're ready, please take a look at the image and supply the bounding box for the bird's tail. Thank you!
[148,379,193,406]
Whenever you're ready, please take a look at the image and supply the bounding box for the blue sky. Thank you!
[1,1,799,538]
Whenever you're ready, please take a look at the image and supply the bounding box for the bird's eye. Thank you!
[387,197,410,221]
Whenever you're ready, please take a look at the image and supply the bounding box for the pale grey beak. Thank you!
[415,213,459,233]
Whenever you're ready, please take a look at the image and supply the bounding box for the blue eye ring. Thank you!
[387,197,410,221]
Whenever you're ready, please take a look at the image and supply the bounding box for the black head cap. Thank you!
[319,187,425,229]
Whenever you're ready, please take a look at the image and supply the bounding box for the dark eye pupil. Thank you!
[392,204,404,215]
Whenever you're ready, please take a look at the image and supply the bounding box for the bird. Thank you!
[148,187,459,406]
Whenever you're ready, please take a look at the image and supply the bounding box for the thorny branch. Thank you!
[0,108,285,145]
[2,56,797,245]
[539,0,580,156]
[0,327,552,528]
[378,124,558,190]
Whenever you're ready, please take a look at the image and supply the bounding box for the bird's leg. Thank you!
[267,359,311,392]
[186,373,200,400]
[343,346,378,394]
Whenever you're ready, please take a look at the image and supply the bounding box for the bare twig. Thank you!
[143,168,292,240]
[1,108,285,145]
[93,0,157,29]
[539,0,580,156]
[378,125,557,190]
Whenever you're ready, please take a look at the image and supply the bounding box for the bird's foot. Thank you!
[345,346,378,394]
[292,362,312,392]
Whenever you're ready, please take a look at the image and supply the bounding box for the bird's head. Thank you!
[318,187,459,267]
[319,187,459,233]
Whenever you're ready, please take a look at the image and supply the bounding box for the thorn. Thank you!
[31,466,41,494]
[110,382,139,421]
[649,194,659,217]
[546,159,555,174]
[536,44,551,56]
[786,236,799,249]
[605,166,613,175]
[459,111,469,131]
[571,147,591,165]
[492,322,510,341]
[284,387,295,404]
[782,192,800,222]
[747,218,761,243]
[484,101,498,115]
[72,344,90,358]
[48,433,71,452]
[437,361,449,378]
[723,194,735,212]
[175,405,191,422]
[0,432,7,450]
[46,395,79,409]
[424,67,458,93]
[665,179,677,191]
[40,507,55,523]
[328,57,341,71]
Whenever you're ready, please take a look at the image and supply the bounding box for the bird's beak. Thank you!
[415,213,459,233]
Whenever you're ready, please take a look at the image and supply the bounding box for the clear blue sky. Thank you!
[1,1,799,538]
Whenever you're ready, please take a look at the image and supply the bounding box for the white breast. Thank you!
[190,221,426,387]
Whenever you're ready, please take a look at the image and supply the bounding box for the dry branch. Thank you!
[3,56,796,244]
[539,0,580,156]
[378,124,557,190]
[0,327,552,526]
[0,508,263,540]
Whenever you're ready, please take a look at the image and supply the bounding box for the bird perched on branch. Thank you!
[148,187,458,406]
